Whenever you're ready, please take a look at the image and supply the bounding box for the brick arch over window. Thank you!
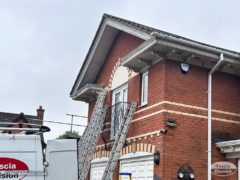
[93,143,155,159]
[107,60,136,91]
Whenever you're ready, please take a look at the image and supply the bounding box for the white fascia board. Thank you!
[153,32,240,64]
[156,39,240,65]
[216,140,240,148]
[216,140,240,155]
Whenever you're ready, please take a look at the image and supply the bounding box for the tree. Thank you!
[57,130,80,139]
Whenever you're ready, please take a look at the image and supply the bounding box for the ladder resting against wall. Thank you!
[102,102,137,180]
[77,87,137,180]
[78,90,108,180]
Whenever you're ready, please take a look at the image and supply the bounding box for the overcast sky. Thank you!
[0,0,239,140]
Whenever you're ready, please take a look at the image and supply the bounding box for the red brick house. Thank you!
[0,106,45,134]
[71,14,240,180]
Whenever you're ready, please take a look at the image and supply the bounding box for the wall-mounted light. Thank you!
[166,119,177,127]
[177,164,195,179]
[160,129,167,134]
[154,151,160,165]
[180,63,190,74]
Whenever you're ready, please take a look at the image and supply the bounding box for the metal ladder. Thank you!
[78,90,108,180]
[102,102,137,180]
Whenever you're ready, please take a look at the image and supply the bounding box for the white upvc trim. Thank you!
[238,159,240,180]
[216,139,240,147]
[111,83,128,139]
[120,151,153,160]
[91,157,109,164]
[216,140,240,159]
[141,70,148,106]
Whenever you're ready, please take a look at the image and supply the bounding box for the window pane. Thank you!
[141,71,148,105]
[115,92,121,104]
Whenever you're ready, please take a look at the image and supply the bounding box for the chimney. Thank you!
[37,106,45,122]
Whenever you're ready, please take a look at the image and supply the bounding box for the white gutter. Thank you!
[207,53,224,180]
[121,37,157,65]
[151,32,240,60]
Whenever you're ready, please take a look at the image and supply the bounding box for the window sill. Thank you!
[138,102,147,108]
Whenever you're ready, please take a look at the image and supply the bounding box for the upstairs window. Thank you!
[111,84,128,139]
[141,71,148,106]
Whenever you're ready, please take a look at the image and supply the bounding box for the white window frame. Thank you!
[141,71,148,106]
[111,84,128,139]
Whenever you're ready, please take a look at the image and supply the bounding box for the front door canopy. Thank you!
[216,140,240,159]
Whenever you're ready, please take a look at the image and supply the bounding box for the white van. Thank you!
[0,134,44,180]
[0,134,78,180]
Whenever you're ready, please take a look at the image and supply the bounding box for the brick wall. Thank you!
[162,60,240,179]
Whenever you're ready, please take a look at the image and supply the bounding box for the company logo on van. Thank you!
[0,158,29,179]
[211,161,236,176]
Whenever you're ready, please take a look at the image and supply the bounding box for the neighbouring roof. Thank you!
[0,112,42,127]
[70,14,240,100]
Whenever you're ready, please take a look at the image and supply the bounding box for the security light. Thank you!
[177,165,195,180]
[189,173,195,179]
[178,172,184,178]
[180,63,190,74]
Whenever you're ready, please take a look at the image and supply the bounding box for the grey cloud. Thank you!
[0,0,239,140]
